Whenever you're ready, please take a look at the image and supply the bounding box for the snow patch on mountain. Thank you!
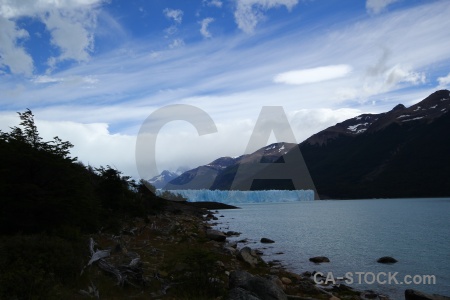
[401,116,425,122]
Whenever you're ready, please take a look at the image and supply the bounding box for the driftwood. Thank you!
[78,281,99,298]
[81,237,148,287]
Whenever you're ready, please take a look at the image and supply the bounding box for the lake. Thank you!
[213,198,450,299]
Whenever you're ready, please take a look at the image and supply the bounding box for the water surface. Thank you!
[214,198,450,299]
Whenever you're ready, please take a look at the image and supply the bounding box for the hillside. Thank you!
[255,90,450,198]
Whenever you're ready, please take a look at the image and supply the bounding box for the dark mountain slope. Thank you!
[251,90,450,198]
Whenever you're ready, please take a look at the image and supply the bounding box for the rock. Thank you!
[227,231,241,236]
[296,280,322,295]
[405,289,450,300]
[270,275,285,290]
[363,291,378,299]
[281,277,292,285]
[309,256,330,263]
[216,260,225,268]
[206,229,227,242]
[377,256,398,264]
[261,238,275,243]
[228,241,238,248]
[224,246,238,256]
[302,271,312,277]
[255,249,264,255]
[228,287,261,300]
[229,270,287,300]
[238,247,260,267]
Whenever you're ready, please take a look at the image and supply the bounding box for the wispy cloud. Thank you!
[366,0,400,14]
[200,18,215,38]
[204,0,223,8]
[437,73,450,89]
[234,0,298,33]
[274,65,352,85]
[163,8,184,24]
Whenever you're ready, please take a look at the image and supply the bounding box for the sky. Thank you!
[1,0,450,179]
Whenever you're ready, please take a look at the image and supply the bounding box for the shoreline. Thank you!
[209,202,450,300]
[79,199,449,299]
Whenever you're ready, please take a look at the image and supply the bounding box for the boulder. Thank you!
[309,256,330,263]
[206,229,226,242]
[377,256,398,264]
[296,280,322,294]
[229,270,287,300]
[238,247,261,267]
[281,277,292,285]
[223,246,238,256]
[261,238,275,244]
[405,289,450,300]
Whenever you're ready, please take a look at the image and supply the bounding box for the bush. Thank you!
[0,234,86,299]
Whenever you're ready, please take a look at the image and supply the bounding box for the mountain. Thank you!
[166,90,450,199]
[164,142,297,190]
[149,169,183,189]
[306,90,450,145]
[251,89,450,198]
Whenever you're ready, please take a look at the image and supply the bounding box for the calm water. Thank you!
[213,198,450,299]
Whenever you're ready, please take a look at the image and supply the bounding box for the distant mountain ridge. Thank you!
[306,90,450,145]
[164,142,297,190]
[148,167,189,189]
[165,90,450,199]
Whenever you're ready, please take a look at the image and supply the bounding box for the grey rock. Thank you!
[377,256,398,264]
[224,246,238,256]
[229,270,287,300]
[296,280,322,295]
[206,229,227,242]
[309,256,330,263]
[238,247,261,267]
[227,231,241,236]
[261,238,275,243]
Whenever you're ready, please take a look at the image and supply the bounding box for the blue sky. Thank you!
[1,0,450,178]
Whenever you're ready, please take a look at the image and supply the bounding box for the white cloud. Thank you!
[366,0,400,14]
[274,65,352,85]
[234,0,298,33]
[204,0,223,8]
[386,65,425,86]
[0,0,103,75]
[42,8,97,66]
[361,61,426,97]
[0,16,34,75]
[169,38,185,49]
[437,73,450,89]
[163,8,183,24]
[200,18,214,38]
[32,75,98,86]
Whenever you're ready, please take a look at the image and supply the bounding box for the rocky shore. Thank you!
[82,200,449,300]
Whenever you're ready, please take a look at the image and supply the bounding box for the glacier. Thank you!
[157,189,314,204]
